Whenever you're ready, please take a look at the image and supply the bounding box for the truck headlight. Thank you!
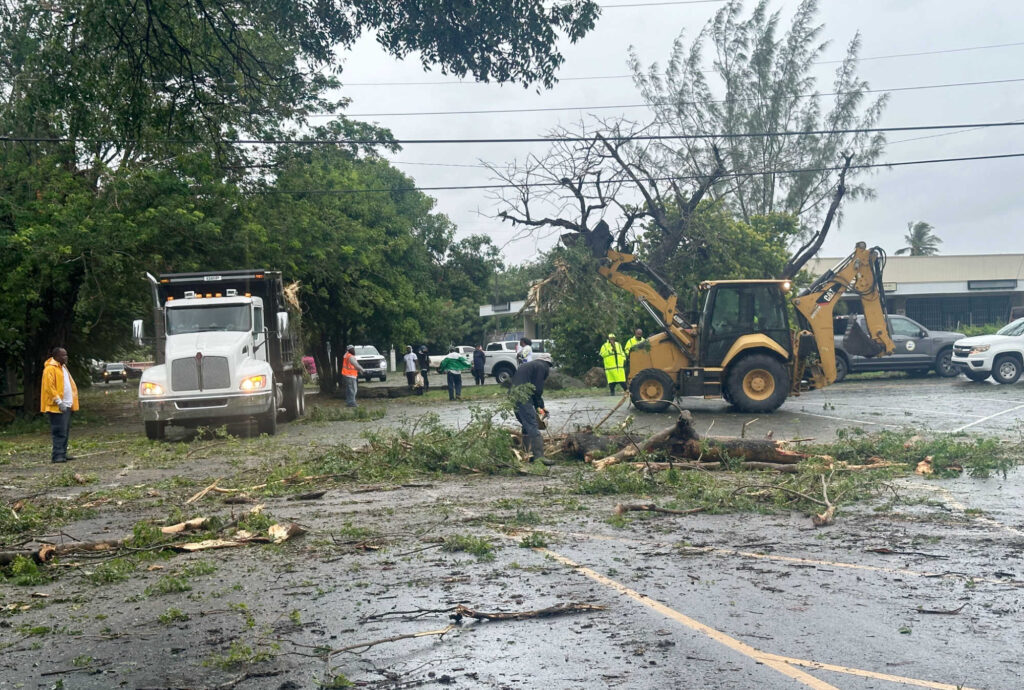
[970,345,990,355]
[140,382,164,396]
[239,375,267,392]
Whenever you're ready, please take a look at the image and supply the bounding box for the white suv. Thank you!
[951,318,1024,384]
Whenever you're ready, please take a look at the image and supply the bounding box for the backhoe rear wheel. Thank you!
[629,369,675,413]
[725,354,790,413]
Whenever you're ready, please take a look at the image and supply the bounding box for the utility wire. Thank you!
[267,151,1024,195]
[341,41,1024,86]
[341,76,1024,118]
[7,120,1024,147]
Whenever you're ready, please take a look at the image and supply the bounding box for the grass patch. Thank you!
[145,575,192,596]
[203,640,275,670]
[87,558,136,584]
[300,406,386,423]
[441,534,495,561]
[518,532,548,548]
[814,428,1020,478]
[158,608,190,624]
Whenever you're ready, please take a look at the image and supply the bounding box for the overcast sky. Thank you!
[331,0,1024,264]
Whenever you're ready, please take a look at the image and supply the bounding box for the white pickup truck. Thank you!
[951,317,1024,384]
[484,340,553,384]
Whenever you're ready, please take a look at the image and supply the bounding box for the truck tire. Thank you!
[144,421,166,441]
[258,408,278,435]
[258,381,278,435]
[282,374,301,421]
[298,379,306,416]
[834,354,849,383]
[963,369,989,382]
[380,373,387,382]
[934,348,958,377]
[992,355,1022,385]
[493,363,515,386]
[629,369,675,413]
[725,354,790,413]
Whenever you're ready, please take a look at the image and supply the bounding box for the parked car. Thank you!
[832,314,963,381]
[951,317,1024,384]
[353,346,387,382]
[125,364,143,380]
[102,362,127,383]
[483,340,554,384]
[430,346,475,372]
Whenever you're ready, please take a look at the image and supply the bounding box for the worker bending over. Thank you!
[509,359,553,466]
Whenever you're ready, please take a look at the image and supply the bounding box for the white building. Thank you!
[805,253,1024,329]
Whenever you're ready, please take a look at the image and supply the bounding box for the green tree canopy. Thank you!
[1,0,598,410]
[895,221,942,256]
[630,0,887,231]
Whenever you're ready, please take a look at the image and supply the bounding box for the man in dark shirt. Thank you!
[472,345,486,385]
[509,359,553,465]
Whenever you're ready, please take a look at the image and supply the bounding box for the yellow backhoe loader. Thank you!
[596,241,894,413]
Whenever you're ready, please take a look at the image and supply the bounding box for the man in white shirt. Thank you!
[403,346,419,390]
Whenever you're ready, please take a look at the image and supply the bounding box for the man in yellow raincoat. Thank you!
[40,347,79,463]
[599,334,626,396]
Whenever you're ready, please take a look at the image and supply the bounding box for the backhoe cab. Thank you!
[595,241,894,413]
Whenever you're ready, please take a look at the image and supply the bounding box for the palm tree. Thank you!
[895,221,942,256]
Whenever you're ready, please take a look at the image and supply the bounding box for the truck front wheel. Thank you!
[144,421,166,441]
[493,364,515,385]
[992,355,1022,385]
[725,354,790,413]
[258,408,278,435]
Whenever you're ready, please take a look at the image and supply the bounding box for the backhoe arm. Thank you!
[791,242,895,384]
[598,249,697,358]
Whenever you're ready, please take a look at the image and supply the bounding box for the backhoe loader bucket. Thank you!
[843,318,885,358]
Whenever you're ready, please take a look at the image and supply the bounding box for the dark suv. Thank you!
[833,314,963,381]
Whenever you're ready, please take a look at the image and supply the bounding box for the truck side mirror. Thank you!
[276,311,289,337]
[132,319,145,346]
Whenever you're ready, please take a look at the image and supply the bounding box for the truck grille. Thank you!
[953,345,972,357]
[171,356,230,391]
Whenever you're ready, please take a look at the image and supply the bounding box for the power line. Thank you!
[341,76,1024,118]
[7,120,1024,147]
[341,41,1024,87]
[268,151,1024,195]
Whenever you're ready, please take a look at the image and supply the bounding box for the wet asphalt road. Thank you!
[349,373,1024,444]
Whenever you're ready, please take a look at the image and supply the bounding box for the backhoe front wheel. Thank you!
[725,354,790,413]
[629,369,675,413]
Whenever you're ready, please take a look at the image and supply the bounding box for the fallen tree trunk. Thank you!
[592,410,810,471]
[629,461,800,474]
[593,411,698,470]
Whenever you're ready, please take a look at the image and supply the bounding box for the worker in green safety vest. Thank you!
[599,333,627,396]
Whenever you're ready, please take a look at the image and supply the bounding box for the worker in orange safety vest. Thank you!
[341,345,365,407]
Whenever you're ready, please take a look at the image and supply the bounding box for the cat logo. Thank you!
[815,283,840,305]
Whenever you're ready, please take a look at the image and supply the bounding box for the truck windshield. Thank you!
[166,305,251,334]
[996,318,1024,337]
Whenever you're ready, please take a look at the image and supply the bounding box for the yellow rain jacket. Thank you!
[40,357,79,413]
[624,335,645,355]
[599,341,626,384]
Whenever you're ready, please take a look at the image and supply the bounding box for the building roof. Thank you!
[806,254,1024,284]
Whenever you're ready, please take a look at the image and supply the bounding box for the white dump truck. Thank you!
[133,269,304,439]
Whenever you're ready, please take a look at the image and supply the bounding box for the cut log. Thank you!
[593,411,696,470]
[629,461,800,474]
[591,410,812,471]
[674,439,807,464]
[560,432,632,460]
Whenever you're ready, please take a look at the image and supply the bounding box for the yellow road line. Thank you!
[539,547,839,690]
[536,545,980,689]
[775,657,976,690]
